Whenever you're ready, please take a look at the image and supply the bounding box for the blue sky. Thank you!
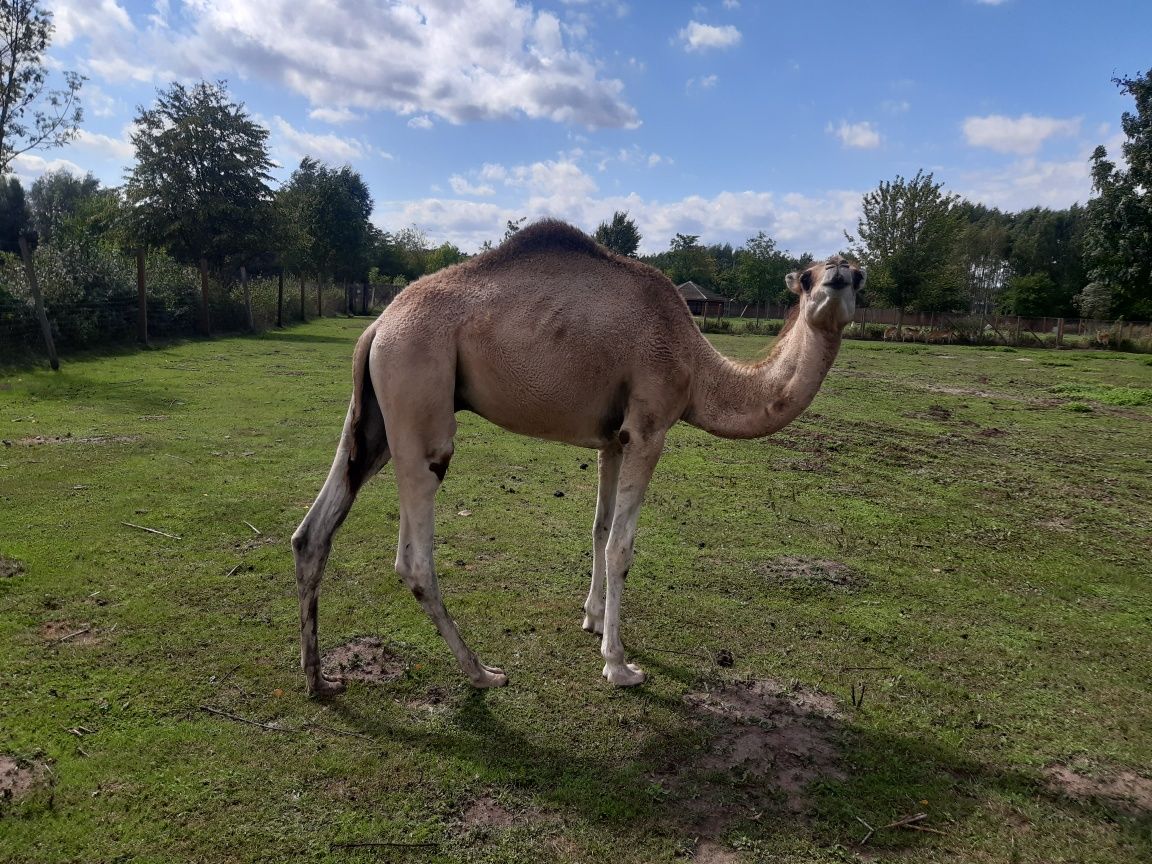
[22,0,1151,254]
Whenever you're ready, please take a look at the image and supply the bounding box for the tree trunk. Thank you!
[241,265,254,332]
[136,249,148,346]
[300,277,307,322]
[18,235,59,371]
[276,270,284,328]
[198,258,211,335]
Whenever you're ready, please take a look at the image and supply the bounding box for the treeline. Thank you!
[3,67,1150,359]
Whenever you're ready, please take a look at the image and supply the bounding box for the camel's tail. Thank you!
[346,320,388,486]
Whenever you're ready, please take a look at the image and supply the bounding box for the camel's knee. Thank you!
[606,539,634,575]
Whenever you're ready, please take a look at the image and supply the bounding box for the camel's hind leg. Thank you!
[292,399,391,696]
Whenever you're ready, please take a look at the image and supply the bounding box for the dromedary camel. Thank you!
[292,220,864,695]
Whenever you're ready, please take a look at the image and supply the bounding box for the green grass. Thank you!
[2,319,1150,863]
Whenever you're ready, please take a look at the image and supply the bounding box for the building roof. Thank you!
[677,281,730,303]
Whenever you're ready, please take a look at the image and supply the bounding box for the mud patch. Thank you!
[402,684,450,714]
[656,678,846,840]
[0,555,24,579]
[756,557,864,593]
[321,637,404,684]
[904,404,952,422]
[38,621,99,646]
[1044,762,1152,815]
[1,756,48,803]
[16,434,138,446]
[233,534,279,552]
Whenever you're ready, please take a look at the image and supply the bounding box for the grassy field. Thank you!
[1,318,1150,863]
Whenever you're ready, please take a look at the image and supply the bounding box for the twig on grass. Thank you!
[243,520,261,535]
[51,627,91,644]
[226,564,242,577]
[855,815,876,846]
[857,811,944,846]
[199,705,297,733]
[121,521,182,540]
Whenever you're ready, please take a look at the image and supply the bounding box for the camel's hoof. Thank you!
[470,665,508,689]
[308,676,347,698]
[603,662,646,687]
[581,615,604,637]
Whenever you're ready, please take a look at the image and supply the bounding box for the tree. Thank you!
[0,174,29,253]
[1082,70,1152,319]
[663,233,716,286]
[594,210,641,256]
[28,168,100,243]
[503,216,526,242]
[124,80,274,332]
[0,0,84,174]
[425,241,467,273]
[846,170,965,320]
[733,231,794,308]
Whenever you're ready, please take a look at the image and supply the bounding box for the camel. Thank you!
[292,220,864,695]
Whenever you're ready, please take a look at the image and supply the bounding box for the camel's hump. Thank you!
[474,219,613,269]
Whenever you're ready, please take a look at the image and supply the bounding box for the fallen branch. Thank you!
[243,520,261,536]
[226,564,242,577]
[199,705,298,733]
[122,522,181,540]
[51,627,91,644]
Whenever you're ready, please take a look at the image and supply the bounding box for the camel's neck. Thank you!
[683,321,842,439]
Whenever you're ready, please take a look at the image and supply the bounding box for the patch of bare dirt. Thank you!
[402,685,450,714]
[0,555,23,579]
[756,557,864,593]
[654,678,846,842]
[38,621,100,646]
[1044,762,1152,815]
[462,795,518,828]
[978,427,1009,438]
[15,434,138,446]
[1,756,48,803]
[904,404,953,422]
[692,840,744,863]
[321,637,404,684]
[233,534,279,552]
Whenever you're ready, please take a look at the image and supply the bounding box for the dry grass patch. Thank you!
[1044,761,1152,816]
[321,636,405,684]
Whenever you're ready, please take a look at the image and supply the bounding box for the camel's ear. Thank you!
[853,267,867,291]
[785,271,801,295]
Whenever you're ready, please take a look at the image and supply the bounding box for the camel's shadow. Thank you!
[326,651,1151,857]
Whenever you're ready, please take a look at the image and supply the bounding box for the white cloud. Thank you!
[449,175,496,196]
[378,152,861,257]
[828,120,881,149]
[309,107,362,125]
[975,0,1009,5]
[960,156,1092,211]
[723,0,741,8]
[71,128,135,161]
[10,153,89,187]
[962,114,1081,155]
[128,0,639,129]
[270,116,379,164]
[407,115,435,130]
[50,0,134,47]
[687,74,719,92]
[679,21,742,52]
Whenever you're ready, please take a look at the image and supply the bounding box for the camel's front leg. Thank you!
[582,445,622,636]
[393,447,507,689]
[601,429,665,687]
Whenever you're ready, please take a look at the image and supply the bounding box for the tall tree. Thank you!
[124,80,274,332]
[846,170,965,319]
[1082,69,1152,320]
[594,210,641,256]
[28,168,100,243]
[664,233,717,286]
[0,0,84,174]
[734,231,795,308]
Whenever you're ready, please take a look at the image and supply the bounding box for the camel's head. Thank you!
[785,256,865,332]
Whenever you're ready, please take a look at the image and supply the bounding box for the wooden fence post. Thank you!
[240,265,254,332]
[197,258,211,335]
[1056,317,1064,347]
[18,235,59,371]
[277,270,284,328]
[136,249,148,346]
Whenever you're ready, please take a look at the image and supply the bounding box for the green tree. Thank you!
[733,231,794,308]
[28,168,100,243]
[425,241,467,273]
[0,174,29,253]
[846,170,965,320]
[664,233,716,286]
[1008,206,1086,316]
[124,80,274,332]
[1082,70,1152,319]
[594,210,641,256]
[0,0,84,174]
